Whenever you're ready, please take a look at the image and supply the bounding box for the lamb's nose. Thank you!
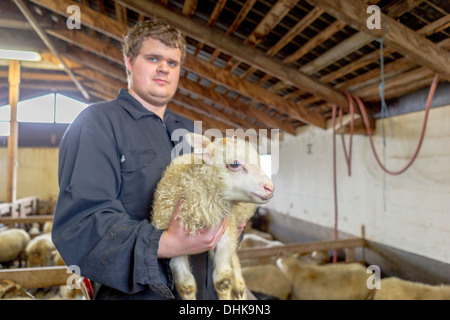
[264,184,274,195]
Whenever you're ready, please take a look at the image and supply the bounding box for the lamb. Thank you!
[152,133,274,300]
[373,277,450,300]
[25,232,56,267]
[276,255,371,300]
[0,228,30,268]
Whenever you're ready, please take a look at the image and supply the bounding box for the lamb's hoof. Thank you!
[215,278,231,291]
[232,283,247,300]
[177,285,197,300]
[215,278,233,300]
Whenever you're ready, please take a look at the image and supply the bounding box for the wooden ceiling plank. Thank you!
[337,37,450,93]
[169,101,234,133]
[383,0,425,17]
[359,68,437,102]
[309,0,450,81]
[29,0,128,41]
[173,92,267,131]
[13,0,90,100]
[117,0,347,118]
[182,54,326,128]
[182,0,199,16]
[245,0,300,47]
[177,77,296,134]
[319,47,395,84]
[46,28,123,64]
[62,48,126,82]
[226,0,258,36]
[207,0,227,27]
[26,0,304,132]
[41,25,293,132]
[318,12,450,86]
[299,31,374,75]
[282,20,347,64]
[266,7,324,57]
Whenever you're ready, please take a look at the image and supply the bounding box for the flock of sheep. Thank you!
[0,222,82,299]
[239,230,450,300]
[1,221,449,300]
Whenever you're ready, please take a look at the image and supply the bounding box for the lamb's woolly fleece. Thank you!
[152,153,232,235]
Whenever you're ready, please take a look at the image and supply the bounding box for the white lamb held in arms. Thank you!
[152,133,274,300]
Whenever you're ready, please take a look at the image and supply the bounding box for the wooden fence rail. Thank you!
[0,196,39,217]
[0,266,70,289]
[237,237,366,261]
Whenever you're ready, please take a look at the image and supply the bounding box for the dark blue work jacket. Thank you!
[53,89,217,300]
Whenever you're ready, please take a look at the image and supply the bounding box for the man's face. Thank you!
[126,37,182,107]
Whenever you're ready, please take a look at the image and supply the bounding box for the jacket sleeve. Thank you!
[52,120,174,298]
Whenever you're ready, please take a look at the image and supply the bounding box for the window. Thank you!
[17,93,55,123]
[0,93,88,136]
[0,105,10,136]
[55,93,88,123]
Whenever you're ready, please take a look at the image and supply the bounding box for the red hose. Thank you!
[331,74,439,263]
[353,73,439,175]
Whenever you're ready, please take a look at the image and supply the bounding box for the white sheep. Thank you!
[152,133,274,300]
[0,228,30,268]
[238,233,285,268]
[277,255,371,300]
[25,232,56,267]
[43,221,52,233]
[242,264,292,300]
[28,223,41,236]
[373,277,450,300]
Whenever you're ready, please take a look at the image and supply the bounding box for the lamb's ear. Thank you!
[184,132,211,148]
[184,133,215,164]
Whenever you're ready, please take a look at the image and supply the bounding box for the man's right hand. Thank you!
[157,199,228,259]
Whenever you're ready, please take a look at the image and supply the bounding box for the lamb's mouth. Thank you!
[250,192,272,202]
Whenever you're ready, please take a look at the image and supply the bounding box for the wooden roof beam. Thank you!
[29,0,128,42]
[308,0,450,82]
[183,54,326,128]
[116,0,349,118]
[245,0,299,47]
[13,0,90,100]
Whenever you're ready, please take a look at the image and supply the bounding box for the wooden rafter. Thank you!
[13,0,90,100]
[27,0,304,132]
[245,0,299,47]
[2,0,447,137]
[116,0,346,122]
[309,0,450,81]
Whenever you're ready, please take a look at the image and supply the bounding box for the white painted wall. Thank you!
[265,105,450,264]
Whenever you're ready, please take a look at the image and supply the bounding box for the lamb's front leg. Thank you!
[231,251,247,300]
[170,255,197,300]
[213,226,236,300]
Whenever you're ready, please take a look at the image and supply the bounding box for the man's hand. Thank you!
[157,199,228,258]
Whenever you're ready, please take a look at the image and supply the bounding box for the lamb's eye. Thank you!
[228,161,241,168]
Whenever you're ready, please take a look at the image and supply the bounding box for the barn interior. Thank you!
[0,0,449,300]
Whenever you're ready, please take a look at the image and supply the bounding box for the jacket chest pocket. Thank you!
[120,149,162,218]
[120,149,157,172]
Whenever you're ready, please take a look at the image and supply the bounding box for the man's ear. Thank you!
[124,56,132,75]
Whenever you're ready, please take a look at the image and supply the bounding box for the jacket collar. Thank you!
[115,88,179,124]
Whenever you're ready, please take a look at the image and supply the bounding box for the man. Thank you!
[52,18,228,300]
